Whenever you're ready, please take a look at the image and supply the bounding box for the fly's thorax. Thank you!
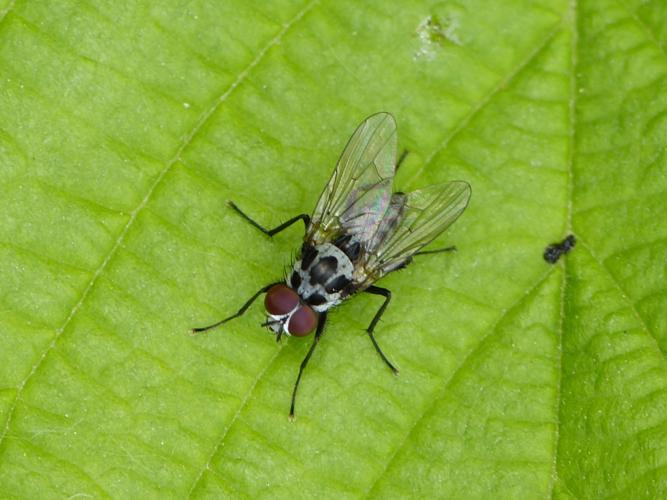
[290,242,354,312]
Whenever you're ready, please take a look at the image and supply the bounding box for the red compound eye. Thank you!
[288,306,318,336]
[265,284,299,315]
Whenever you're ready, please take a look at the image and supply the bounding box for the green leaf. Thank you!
[1,0,666,497]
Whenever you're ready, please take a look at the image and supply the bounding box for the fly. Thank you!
[192,112,471,418]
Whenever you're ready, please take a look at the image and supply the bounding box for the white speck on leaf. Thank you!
[414,12,462,61]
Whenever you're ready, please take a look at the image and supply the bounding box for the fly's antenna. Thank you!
[261,318,287,343]
[260,318,281,328]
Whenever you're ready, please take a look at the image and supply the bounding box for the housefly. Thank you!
[192,112,471,417]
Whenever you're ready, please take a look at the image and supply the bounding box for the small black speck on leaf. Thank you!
[543,234,576,264]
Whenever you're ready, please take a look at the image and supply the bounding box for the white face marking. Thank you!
[266,303,299,336]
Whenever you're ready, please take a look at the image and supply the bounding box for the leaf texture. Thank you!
[0,0,666,498]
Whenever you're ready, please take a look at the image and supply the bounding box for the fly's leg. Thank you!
[391,246,456,272]
[364,286,399,375]
[191,282,282,334]
[415,246,457,256]
[396,149,409,170]
[290,312,327,419]
[228,201,310,237]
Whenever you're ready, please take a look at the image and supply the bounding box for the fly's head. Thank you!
[264,284,318,340]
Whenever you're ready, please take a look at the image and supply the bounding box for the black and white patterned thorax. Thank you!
[290,242,354,312]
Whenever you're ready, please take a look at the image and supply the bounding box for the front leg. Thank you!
[191,281,282,334]
[290,312,327,419]
[228,201,310,237]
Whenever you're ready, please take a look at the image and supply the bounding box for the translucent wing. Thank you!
[307,112,397,245]
[360,181,471,282]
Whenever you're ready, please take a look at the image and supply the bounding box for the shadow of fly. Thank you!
[192,112,471,419]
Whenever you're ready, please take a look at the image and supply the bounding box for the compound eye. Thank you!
[265,284,299,315]
[288,306,318,336]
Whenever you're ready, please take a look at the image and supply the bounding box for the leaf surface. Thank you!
[0,0,666,497]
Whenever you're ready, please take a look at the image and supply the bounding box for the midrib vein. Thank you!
[548,0,577,497]
[364,16,569,497]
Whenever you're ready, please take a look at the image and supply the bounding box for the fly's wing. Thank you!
[361,181,471,281]
[307,113,397,245]
[365,192,408,255]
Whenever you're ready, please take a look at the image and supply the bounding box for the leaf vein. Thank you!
[0,0,319,452]
[409,18,566,183]
[0,0,16,26]
[185,346,284,498]
[578,238,664,358]
[364,267,556,497]
[620,0,667,63]
[548,0,577,495]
